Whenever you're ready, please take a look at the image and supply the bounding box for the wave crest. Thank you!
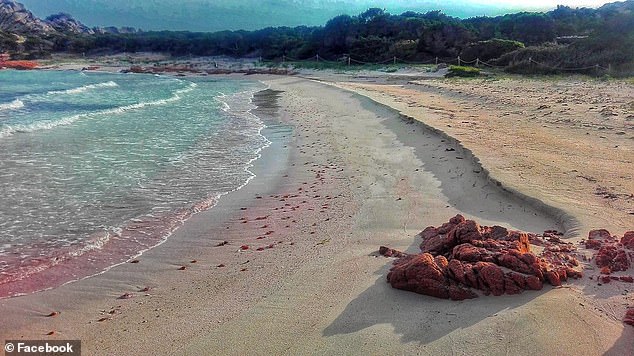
[0,99,24,112]
[0,82,196,139]
[46,81,119,96]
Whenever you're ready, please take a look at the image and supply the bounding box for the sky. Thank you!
[18,0,618,32]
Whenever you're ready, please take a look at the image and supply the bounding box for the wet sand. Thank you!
[0,74,632,355]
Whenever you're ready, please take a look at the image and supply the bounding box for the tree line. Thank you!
[3,2,634,74]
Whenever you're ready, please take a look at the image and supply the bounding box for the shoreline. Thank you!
[1,73,632,354]
[0,76,293,327]
[0,75,274,299]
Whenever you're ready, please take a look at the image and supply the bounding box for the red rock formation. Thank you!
[379,246,407,258]
[621,231,634,249]
[381,215,582,300]
[0,60,38,70]
[386,252,478,300]
[585,229,633,274]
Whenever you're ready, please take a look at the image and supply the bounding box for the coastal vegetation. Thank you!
[1,0,634,74]
[446,65,482,77]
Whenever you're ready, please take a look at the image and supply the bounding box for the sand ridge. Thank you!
[331,77,634,236]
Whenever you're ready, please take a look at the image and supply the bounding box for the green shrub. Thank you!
[461,39,525,62]
[447,65,481,77]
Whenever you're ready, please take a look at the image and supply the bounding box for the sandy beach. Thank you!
[1,71,633,355]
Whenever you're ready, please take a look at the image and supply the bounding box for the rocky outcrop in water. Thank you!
[380,215,582,300]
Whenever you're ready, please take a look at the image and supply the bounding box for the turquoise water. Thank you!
[0,70,268,297]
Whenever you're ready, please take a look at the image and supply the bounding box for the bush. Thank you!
[460,38,525,61]
[446,65,481,77]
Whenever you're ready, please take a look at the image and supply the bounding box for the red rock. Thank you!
[565,267,583,279]
[477,262,506,296]
[496,253,533,275]
[419,227,456,255]
[544,270,561,286]
[451,219,483,245]
[379,246,402,257]
[585,239,602,249]
[434,255,449,269]
[620,276,634,283]
[596,245,630,272]
[46,312,59,317]
[418,215,465,253]
[386,253,449,299]
[2,60,38,70]
[448,285,478,300]
[621,231,634,249]
[240,245,249,250]
[600,276,612,284]
[589,229,612,240]
[447,259,467,285]
[503,274,523,295]
[452,243,494,262]
[525,275,543,290]
[462,263,479,289]
[383,215,583,300]
[624,308,634,326]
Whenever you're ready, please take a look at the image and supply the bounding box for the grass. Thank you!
[446,65,481,77]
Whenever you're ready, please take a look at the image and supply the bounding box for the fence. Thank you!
[258,53,612,73]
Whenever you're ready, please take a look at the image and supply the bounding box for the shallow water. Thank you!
[0,70,268,297]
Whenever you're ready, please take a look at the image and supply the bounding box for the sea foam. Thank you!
[45,81,119,96]
[0,82,196,138]
[0,99,24,112]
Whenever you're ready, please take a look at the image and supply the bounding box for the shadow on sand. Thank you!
[604,327,634,355]
[323,261,545,344]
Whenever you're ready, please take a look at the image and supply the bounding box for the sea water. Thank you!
[0,70,269,297]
